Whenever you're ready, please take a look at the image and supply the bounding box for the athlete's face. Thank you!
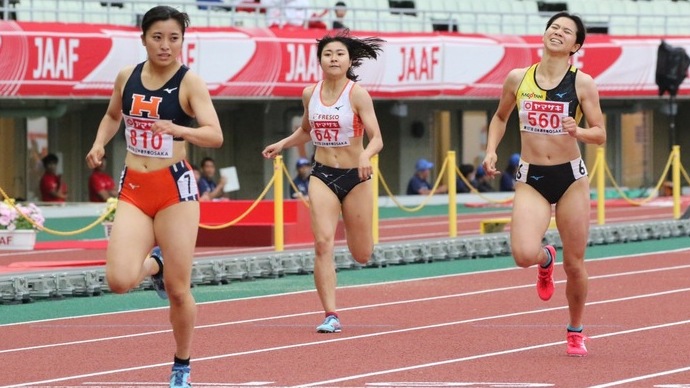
[320,41,351,78]
[543,17,580,56]
[142,19,184,66]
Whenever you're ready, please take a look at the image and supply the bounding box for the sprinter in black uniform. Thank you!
[482,12,606,357]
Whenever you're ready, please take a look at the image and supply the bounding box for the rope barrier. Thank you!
[198,175,275,230]
[680,163,690,187]
[602,151,674,206]
[0,147,685,238]
[453,164,515,204]
[279,159,310,208]
[377,156,450,212]
[0,186,114,236]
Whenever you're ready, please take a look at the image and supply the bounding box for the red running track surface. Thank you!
[1,247,690,387]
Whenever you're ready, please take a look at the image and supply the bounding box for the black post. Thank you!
[669,94,677,150]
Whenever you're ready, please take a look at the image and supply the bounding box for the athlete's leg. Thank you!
[105,201,157,293]
[341,180,374,265]
[510,182,554,268]
[308,177,343,315]
[154,201,200,360]
[555,178,590,329]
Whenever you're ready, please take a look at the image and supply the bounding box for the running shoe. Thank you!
[169,364,191,388]
[316,315,342,333]
[150,246,168,300]
[537,245,556,301]
[566,331,588,357]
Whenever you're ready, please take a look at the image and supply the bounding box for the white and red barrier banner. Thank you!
[0,21,688,98]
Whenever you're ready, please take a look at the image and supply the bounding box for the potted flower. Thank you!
[0,199,45,250]
[101,197,117,239]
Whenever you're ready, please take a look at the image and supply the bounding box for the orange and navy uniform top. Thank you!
[121,62,193,158]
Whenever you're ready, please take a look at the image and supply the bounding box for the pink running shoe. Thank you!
[567,332,588,356]
[537,245,556,301]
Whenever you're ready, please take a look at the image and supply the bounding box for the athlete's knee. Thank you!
[562,257,587,278]
[350,244,373,265]
[511,244,542,268]
[314,237,335,257]
[166,282,193,305]
[105,272,138,294]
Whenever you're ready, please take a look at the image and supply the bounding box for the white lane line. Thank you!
[3,247,688,329]
[293,318,690,387]
[588,366,690,388]
[3,289,690,388]
[2,263,690,355]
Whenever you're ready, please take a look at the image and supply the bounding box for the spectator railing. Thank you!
[1,0,689,36]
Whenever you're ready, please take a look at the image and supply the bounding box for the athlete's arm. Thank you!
[483,68,523,178]
[85,67,129,169]
[167,71,223,148]
[351,84,383,181]
[261,86,314,159]
[568,71,606,145]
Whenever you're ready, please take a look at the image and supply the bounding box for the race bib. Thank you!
[310,121,350,147]
[519,100,569,135]
[170,162,199,201]
[123,115,174,158]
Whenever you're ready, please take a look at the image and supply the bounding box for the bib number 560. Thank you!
[527,112,561,129]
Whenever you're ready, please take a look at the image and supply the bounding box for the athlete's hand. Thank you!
[262,142,283,159]
[85,146,105,169]
[150,120,180,138]
[482,153,500,178]
[562,116,578,138]
[358,154,373,181]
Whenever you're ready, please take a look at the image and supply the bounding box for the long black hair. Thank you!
[317,29,385,82]
[140,6,190,36]
[546,12,585,56]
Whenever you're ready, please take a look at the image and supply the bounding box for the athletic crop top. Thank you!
[516,63,582,136]
[307,80,364,147]
[121,62,193,158]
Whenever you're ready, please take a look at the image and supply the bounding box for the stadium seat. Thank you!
[6,0,689,36]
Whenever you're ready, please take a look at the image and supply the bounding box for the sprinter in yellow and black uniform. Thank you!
[482,11,606,357]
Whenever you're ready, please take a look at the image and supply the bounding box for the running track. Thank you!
[1,245,690,387]
[2,204,689,387]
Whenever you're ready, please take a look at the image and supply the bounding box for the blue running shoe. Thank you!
[169,365,191,388]
[150,246,167,300]
[316,315,342,333]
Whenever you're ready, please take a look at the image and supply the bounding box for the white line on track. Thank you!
[4,288,690,388]
[3,247,688,329]
[292,318,690,387]
[3,262,690,356]
[588,366,690,388]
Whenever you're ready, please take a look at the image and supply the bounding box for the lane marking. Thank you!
[81,382,274,387]
[3,264,690,355]
[589,367,690,388]
[4,289,690,388]
[293,319,690,387]
[366,383,553,387]
[2,247,688,329]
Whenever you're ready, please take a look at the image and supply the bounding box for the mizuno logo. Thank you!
[334,105,343,110]
[128,183,140,189]
[530,175,544,181]
[555,92,567,98]
[163,87,178,94]
[320,172,333,178]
